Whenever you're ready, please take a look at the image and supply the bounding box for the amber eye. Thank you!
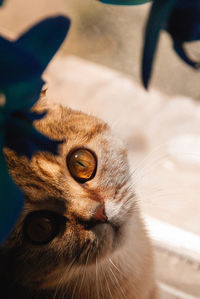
[67,148,97,183]
[23,211,65,245]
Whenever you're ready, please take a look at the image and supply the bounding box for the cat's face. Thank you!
[2,101,135,290]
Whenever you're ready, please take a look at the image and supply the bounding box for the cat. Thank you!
[0,96,158,299]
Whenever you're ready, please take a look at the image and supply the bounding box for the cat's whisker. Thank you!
[109,262,126,298]
[131,154,171,186]
[53,257,77,299]
[98,249,105,299]
[102,262,114,299]
[131,143,169,170]
[131,143,168,171]
[78,246,92,297]
[95,257,100,299]
[107,266,117,296]
[132,150,200,193]
[70,240,93,299]
[71,268,81,299]
[108,258,125,277]
[63,258,79,298]
[138,186,199,203]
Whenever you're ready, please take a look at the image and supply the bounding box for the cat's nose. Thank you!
[92,204,107,224]
[76,204,108,229]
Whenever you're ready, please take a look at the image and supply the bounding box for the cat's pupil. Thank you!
[36,218,51,233]
[76,160,86,168]
[23,211,62,245]
[25,217,55,244]
[67,148,97,183]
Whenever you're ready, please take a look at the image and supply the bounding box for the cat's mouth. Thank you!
[76,220,121,265]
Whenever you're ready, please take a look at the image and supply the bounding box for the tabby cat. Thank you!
[0,97,158,299]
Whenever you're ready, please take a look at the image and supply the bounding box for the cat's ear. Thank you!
[32,87,60,115]
[32,86,49,113]
[40,86,47,98]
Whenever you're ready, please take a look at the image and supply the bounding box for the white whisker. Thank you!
[95,257,100,299]
[109,258,125,277]
[52,257,76,299]
[102,264,114,299]
[78,247,92,297]
[109,264,126,298]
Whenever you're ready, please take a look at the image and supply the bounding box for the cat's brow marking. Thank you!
[84,187,104,203]
[35,156,61,179]
[84,123,109,143]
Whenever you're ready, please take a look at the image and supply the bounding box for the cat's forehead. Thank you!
[30,103,128,194]
[34,102,125,155]
[36,104,102,141]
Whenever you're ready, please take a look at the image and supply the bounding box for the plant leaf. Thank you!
[142,0,178,88]
[1,16,70,111]
[5,112,63,159]
[98,0,151,5]
[0,0,4,6]
[0,36,42,86]
[0,15,71,243]
[166,0,200,42]
[173,40,200,69]
[0,146,24,244]
[4,77,45,112]
[16,16,71,72]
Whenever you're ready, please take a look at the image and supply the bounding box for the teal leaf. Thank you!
[0,0,4,5]
[16,16,71,73]
[173,41,200,70]
[0,148,24,244]
[98,0,151,5]
[166,0,200,69]
[0,36,42,85]
[1,16,71,111]
[5,111,63,159]
[142,0,178,88]
[166,0,200,42]
[0,15,71,243]
[16,110,47,121]
[4,77,45,111]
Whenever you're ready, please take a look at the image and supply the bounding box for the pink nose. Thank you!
[93,204,107,223]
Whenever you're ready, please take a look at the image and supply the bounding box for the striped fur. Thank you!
[0,98,158,299]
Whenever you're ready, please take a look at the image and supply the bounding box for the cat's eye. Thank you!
[67,148,97,183]
[23,210,66,245]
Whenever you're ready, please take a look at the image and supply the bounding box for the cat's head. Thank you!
[2,99,136,289]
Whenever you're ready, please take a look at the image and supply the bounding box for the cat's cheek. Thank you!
[92,223,114,247]
[105,199,133,226]
[77,224,115,264]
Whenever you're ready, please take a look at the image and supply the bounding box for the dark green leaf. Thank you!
[5,113,63,159]
[16,16,71,72]
[0,15,71,243]
[1,16,70,111]
[0,147,24,244]
[98,0,151,5]
[173,41,200,69]
[4,77,45,111]
[166,0,200,69]
[142,0,178,88]
[166,0,200,42]
[0,36,42,86]
[0,0,4,6]
[13,110,47,121]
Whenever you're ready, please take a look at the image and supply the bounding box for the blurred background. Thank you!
[0,1,200,297]
[0,0,200,99]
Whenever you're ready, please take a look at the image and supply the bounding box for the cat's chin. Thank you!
[77,221,122,266]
